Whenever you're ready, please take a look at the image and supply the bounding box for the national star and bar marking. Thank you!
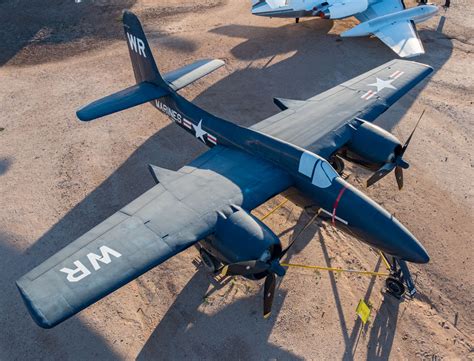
[192,120,207,142]
[360,70,404,100]
[155,100,218,145]
[368,77,397,92]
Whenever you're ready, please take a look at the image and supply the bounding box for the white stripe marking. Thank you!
[366,91,376,100]
[361,90,376,100]
[207,136,217,144]
[320,208,349,225]
[390,70,400,79]
[393,71,404,80]
[183,119,192,129]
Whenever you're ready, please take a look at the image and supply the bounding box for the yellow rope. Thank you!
[260,198,290,221]
[258,198,390,278]
[281,263,389,277]
[378,251,391,271]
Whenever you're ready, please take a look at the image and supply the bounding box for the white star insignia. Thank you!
[368,78,396,92]
[192,119,208,142]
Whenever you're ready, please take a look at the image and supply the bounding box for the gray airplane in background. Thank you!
[17,11,432,329]
[251,0,438,58]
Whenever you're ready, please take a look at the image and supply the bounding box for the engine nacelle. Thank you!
[343,121,402,169]
[323,0,368,19]
[207,206,281,264]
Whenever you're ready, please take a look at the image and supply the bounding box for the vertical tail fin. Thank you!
[76,11,224,122]
[123,10,169,89]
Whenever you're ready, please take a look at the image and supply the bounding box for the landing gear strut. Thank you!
[199,248,220,273]
[382,253,416,298]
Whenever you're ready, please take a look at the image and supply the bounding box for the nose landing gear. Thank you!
[381,253,416,299]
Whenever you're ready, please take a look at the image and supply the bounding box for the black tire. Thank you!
[330,156,345,175]
[385,277,405,298]
[199,248,218,273]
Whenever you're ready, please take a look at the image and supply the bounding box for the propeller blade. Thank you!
[280,239,297,258]
[366,163,396,187]
[263,273,276,319]
[402,109,425,154]
[395,166,404,190]
[220,260,269,276]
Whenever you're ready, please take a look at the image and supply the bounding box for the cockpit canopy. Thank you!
[298,151,339,188]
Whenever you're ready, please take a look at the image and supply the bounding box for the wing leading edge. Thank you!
[17,146,292,328]
[251,59,433,158]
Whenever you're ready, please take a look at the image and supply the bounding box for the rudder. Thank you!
[123,10,169,89]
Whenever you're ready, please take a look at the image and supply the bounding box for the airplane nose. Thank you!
[379,215,430,264]
[334,182,430,263]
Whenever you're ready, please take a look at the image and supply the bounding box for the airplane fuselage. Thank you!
[153,91,429,264]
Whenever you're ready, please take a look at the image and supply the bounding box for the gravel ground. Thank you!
[0,0,472,360]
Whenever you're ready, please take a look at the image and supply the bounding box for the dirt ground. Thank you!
[0,0,472,360]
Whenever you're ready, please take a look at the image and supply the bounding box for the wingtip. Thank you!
[16,280,55,329]
[76,109,93,122]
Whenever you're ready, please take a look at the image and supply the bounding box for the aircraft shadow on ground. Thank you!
[0,231,122,360]
[0,0,137,66]
[0,0,220,67]
[206,19,453,132]
[136,269,300,361]
[366,296,401,361]
[1,17,452,361]
[0,157,12,176]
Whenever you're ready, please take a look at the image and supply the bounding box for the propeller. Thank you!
[367,109,425,190]
[221,248,291,318]
[220,212,319,318]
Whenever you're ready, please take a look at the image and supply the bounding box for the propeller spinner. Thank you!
[367,109,425,190]
[221,239,296,318]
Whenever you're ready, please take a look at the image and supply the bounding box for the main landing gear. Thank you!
[381,252,417,298]
[198,247,220,273]
[330,155,345,175]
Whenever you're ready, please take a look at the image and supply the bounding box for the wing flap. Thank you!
[374,21,424,58]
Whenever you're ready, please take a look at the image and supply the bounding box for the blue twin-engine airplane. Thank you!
[17,11,433,328]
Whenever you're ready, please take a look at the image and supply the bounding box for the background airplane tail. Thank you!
[76,11,224,122]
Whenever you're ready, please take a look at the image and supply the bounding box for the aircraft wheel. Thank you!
[199,248,218,273]
[385,277,405,298]
[330,156,345,175]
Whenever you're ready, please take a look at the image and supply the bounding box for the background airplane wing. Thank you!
[355,0,405,21]
[251,59,432,158]
[374,21,425,58]
[17,146,292,328]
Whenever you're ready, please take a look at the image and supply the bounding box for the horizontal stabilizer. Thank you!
[147,164,184,185]
[76,82,168,121]
[164,59,225,91]
[273,97,306,111]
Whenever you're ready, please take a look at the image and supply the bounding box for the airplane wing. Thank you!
[16,146,292,328]
[374,21,424,58]
[355,0,405,22]
[251,59,432,158]
[353,0,426,58]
